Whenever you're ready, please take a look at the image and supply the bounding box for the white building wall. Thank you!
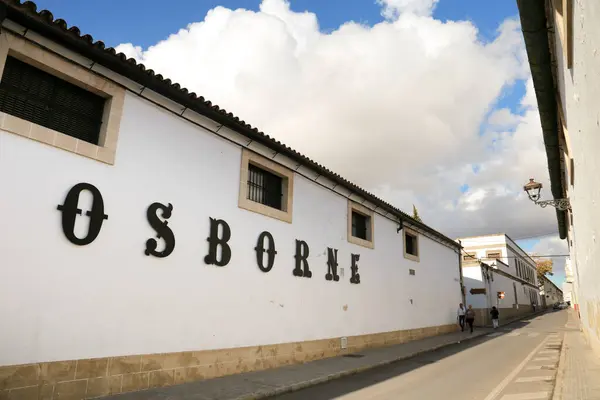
[552,1,600,353]
[463,266,487,309]
[0,92,461,366]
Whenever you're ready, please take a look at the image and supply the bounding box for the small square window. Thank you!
[351,211,369,240]
[403,228,419,262]
[570,158,575,186]
[238,149,294,223]
[0,56,105,144]
[247,163,283,210]
[347,200,374,249]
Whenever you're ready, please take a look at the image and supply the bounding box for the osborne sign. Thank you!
[56,182,362,284]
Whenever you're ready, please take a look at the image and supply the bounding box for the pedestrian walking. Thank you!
[457,303,466,332]
[490,306,500,329]
[465,305,476,333]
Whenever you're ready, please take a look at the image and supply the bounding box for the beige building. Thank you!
[517,0,600,355]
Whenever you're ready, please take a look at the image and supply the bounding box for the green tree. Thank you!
[412,204,422,222]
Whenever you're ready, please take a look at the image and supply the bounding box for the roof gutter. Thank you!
[516,0,567,240]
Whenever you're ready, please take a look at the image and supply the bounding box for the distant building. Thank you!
[517,0,600,353]
[0,1,464,398]
[562,257,576,307]
[539,275,564,308]
[457,234,540,326]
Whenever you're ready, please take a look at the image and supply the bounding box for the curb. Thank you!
[236,331,490,400]
[551,333,567,400]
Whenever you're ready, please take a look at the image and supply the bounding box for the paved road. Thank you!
[272,311,568,400]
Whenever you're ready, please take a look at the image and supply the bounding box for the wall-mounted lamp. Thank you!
[523,178,571,211]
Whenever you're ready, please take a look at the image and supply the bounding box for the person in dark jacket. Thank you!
[465,305,476,333]
[491,306,500,329]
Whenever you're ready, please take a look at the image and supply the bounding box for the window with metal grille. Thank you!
[351,211,369,240]
[0,56,105,145]
[486,251,501,260]
[247,164,283,210]
[405,232,417,256]
[463,252,477,262]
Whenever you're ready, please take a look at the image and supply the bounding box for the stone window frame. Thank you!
[403,227,419,262]
[462,252,477,262]
[238,148,294,223]
[0,31,124,164]
[347,200,375,249]
[486,250,501,260]
[553,0,573,69]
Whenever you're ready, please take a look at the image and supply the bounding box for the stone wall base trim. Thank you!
[472,305,535,327]
[0,323,457,399]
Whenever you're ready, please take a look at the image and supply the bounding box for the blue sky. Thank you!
[33,0,519,49]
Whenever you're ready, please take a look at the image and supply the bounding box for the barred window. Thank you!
[247,164,283,210]
[0,56,105,144]
[351,211,369,240]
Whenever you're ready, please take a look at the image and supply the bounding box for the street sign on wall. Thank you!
[470,288,487,295]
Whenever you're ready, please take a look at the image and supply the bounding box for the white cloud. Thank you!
[114,0,559,240]
[487,108,521,129]
[376,0,440,19]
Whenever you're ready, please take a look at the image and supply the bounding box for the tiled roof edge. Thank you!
[0,0,460,248]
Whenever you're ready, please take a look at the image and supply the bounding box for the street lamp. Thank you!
[523,178,571,211]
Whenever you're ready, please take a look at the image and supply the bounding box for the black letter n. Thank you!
[326,247,340,281]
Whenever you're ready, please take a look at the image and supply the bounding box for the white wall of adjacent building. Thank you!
[0,92,462,366]
[551,1,600,353]
[459,234,540,313]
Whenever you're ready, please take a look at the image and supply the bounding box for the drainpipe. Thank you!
[458,240,466,306]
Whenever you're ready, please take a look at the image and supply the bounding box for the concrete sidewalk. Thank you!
[107,313,546,400]
[105,326,499,400]
[553,309,600,400]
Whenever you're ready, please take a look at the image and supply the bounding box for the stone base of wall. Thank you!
[0,323,457,399]
[473,305,534,327]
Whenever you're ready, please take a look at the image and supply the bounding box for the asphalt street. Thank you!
[271,310,568,400]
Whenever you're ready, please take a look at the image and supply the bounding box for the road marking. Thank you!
[538,350,559,354]
[508,332,521,337]
[533,357,558,361]
[528,333,540,338]
[500,392,550,399]
[515,376,554,383]
[483,338,550,400]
